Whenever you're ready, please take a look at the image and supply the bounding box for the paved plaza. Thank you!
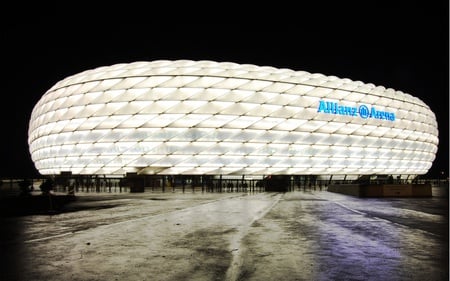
[0,188,448,281]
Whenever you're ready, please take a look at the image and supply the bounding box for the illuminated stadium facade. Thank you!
[28,60,438,181]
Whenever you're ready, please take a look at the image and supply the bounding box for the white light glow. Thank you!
[29,60,439,175]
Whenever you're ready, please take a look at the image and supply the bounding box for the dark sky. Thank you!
[2,2,448,178]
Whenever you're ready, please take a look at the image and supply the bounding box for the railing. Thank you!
[1,176,448,196]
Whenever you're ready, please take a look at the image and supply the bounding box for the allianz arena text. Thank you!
[28,60,438,177]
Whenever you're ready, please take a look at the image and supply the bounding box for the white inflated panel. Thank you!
[28,60,439,175]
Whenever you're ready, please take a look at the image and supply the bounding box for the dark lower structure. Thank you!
[263,175,290,192]
[46,172,434,197]
[327,183,432,197]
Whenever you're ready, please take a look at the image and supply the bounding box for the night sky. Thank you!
[2,2,448,179]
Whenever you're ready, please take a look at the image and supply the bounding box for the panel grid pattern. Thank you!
[28,60,438,175]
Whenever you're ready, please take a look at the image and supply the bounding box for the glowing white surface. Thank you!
[28,60,438,175]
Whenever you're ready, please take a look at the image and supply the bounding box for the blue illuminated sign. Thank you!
[317,100,395,121]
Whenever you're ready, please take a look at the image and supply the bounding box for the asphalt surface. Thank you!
[0,188,448,281]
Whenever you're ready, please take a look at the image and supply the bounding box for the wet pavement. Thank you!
[0,188,448,281]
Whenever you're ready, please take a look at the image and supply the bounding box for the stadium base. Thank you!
[327,183,432,197]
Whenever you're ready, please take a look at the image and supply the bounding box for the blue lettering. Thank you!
[327,102,336,114]
[317,100,327,113]
[389,113,396,121]
[370,107,377,118]
[317,100,395,122]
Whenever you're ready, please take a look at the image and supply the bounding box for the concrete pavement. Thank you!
[0,189,448,280]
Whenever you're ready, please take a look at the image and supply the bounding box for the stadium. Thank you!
[28,60,439,194]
